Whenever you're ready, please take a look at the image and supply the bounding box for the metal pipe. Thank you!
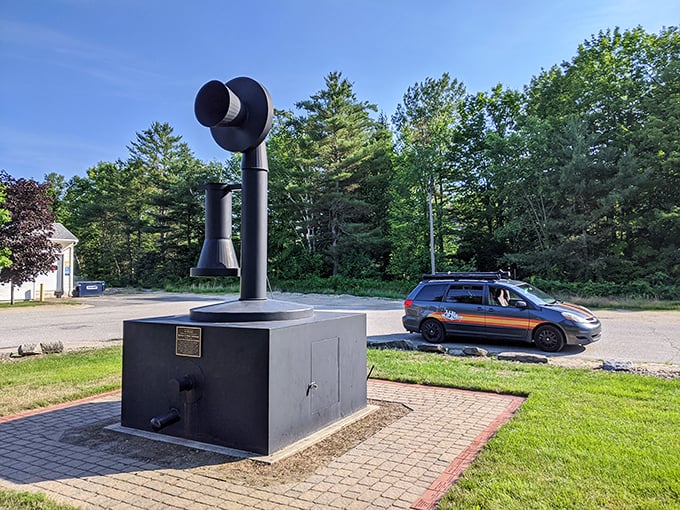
[171,375,195,393]
[240,144,268,301]
[150,408,180,431]
[190,183,240,277]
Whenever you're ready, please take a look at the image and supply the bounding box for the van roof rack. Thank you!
[421,271,511,281]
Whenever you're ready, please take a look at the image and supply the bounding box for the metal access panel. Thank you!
[121,311,366,455]
[311,338,339,414]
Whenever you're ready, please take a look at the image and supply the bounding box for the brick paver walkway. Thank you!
[0,381,523,509]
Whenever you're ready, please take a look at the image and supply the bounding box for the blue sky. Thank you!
[1,0,678,181]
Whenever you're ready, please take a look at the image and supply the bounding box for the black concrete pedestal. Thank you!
[121,311,367,455]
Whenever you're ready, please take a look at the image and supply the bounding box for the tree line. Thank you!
[5,27,679,294]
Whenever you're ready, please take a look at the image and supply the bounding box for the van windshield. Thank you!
[515,283,559,304]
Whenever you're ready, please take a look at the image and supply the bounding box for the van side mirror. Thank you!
[514,300,528,309]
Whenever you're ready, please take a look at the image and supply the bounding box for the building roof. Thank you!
[51,222,78,244]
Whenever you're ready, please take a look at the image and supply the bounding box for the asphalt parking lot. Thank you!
[1,290,679,365]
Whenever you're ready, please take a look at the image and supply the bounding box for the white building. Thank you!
[0,223,78,302]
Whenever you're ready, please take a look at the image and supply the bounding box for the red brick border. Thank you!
[370,380,525,509]
[405,385,524,510]
[0,389,121,424]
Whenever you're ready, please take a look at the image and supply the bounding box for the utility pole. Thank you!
[428,176,436,274]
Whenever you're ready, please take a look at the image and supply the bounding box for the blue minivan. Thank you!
[402,272,601,352]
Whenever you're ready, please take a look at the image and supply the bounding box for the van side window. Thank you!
[415,283,448,302]
[445,284,483,305]
[489,285,523,307]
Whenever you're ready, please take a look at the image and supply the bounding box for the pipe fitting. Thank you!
[150,408,180,431]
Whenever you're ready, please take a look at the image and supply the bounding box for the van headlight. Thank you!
[562,311,587,323]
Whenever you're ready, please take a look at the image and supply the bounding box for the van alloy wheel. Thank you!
[421,318,445,343]
[534,325,565,352]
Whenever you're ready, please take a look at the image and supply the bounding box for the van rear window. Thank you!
[415,283,448,302]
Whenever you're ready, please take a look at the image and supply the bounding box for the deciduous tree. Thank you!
[0,172,57,303]
[0,184,11,269]
[511,26,680,282]
[390,73,465,277]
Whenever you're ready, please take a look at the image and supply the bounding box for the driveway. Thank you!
[1,291,679,365]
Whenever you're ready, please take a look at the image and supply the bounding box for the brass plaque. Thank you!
[176,326,202,358]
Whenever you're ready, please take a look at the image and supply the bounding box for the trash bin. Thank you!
[73,281,105,297]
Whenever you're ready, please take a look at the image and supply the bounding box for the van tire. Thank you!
[534,325,565,352]
[421,318,445,343]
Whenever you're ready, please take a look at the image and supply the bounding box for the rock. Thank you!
[462,346,489,357]
[417,343,447,354]
[17,343,42,356]
[602,359,634,372]
[40,341,64,354]
[497,352,549,364]
[446,347,465,357]
[367,339,415,351]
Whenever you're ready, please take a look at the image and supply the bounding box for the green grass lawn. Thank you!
[0,301,67,309]
[0,491,79,510]
[1,347,678,509]
[0,347,121,416]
